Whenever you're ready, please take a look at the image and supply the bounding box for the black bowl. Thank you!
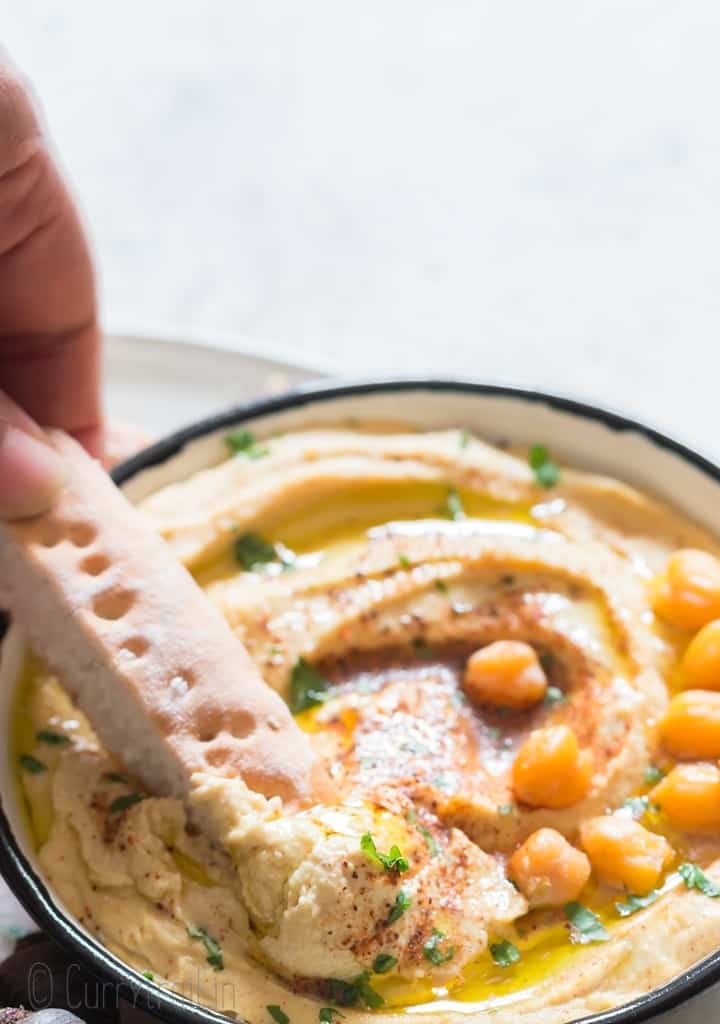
[2,378,720,1024]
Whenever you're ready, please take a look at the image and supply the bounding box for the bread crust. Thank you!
[0,431,331,806]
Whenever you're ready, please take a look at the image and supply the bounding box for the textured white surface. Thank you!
[4,1,720,455]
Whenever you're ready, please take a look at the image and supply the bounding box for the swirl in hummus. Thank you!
[13,426,720,1024]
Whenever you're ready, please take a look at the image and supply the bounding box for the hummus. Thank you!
[13,426,720,1023]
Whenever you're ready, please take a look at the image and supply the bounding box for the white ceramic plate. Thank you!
[104,328,331,436]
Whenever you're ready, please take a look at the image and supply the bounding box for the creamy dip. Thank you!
[13,426,720,1024]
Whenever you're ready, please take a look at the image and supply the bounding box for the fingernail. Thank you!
[0,423,66,519]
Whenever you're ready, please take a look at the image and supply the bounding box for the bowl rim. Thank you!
[2,375,719,1024]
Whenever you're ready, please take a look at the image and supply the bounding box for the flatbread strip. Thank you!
[0,432,331,807]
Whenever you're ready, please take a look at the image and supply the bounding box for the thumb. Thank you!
[0,390,65,519]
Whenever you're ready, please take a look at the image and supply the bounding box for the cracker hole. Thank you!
[37,525,62,548]
[119,636,150,658]
[169,673,192,698]
[93,588,135,621]
[68,522,97,547]
[204,746,231,768]
[80,553,110,577]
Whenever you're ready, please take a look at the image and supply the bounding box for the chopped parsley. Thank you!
[372,953,398,974]
[678,862,720,897]
[529,445,560,488]
[36,730,70,746]
[543,685,567,707]
[319,1011,345,1023]
[434,579,449,593]
[326,973,383,1009]
[644,764,665,785]
[108,792,145,815]
[444,487,466,521]
[361,833,409,873]
[225,429,269,459]
[459,430,471,450]
[398,554,411,568]
[422,928,455,965]
[187,925,224,970]
[234,532,283,570]
[386,889,412,924]
[266,1006,289,1024]
[621,795,656,820]
[289,658,331,714]
[417,825,439,857]
[19,754,46,774]
[142,971,155,981]
[615,891,661,918]
[103,772,129,784]
[497,803,515,817]
[490,939,521,967]
[564,902,609,943]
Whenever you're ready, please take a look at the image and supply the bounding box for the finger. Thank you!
[102,421,154,469]
[0,390,65,519]
[0,60,102,456]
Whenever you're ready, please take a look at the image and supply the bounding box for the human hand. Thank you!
[0,57,101,519]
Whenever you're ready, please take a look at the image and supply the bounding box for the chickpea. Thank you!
[508,828,591,908]
[660,690,720,759]
[580,816,673,894]
[652,763,720,833]
[463,641,547,710]
[651,549,720,632]
[512,725,593,809]
[681,620,720,691]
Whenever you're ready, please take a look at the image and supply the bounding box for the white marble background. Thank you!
[4,1,720,454]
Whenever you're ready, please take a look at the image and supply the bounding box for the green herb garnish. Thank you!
[319,1010,345,1023]
[386,889,412,924]
[36,730,71,746]
[564,902,609,943]
[372,953,398,974]
[615,891,660,918]
[422,928,455,965]
[187,925,224,970]
[108,793,145,815]
[103,772,129,784]
[543,685,566,706]
[678,862,720,897]
[490,939,521,967]
[361,833,409,873]
[19,754,46,774]
[142,971,155,981]
[234,532,280,570]
[622,795,655,820]
[266,1006,289,1024]
[289,657,331,714]
[398,554,411,568]
[497,803,515,817]
[225,429,269,459]
[644,764,665,785]
[444,487,466,521]
[434,580,449,593]
[326,973,383,1009]
[459,430,471,450]
[529,445,560,488]
[417,825,439,857]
